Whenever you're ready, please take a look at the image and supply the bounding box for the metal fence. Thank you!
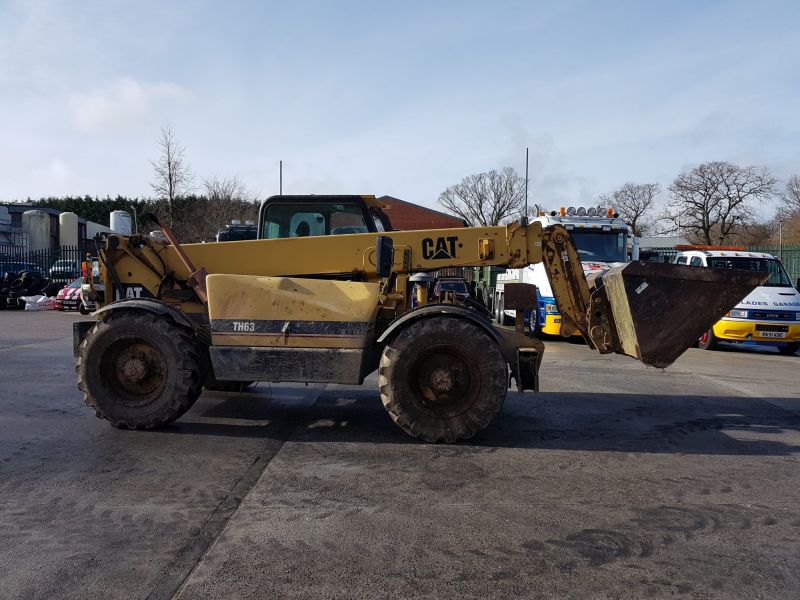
[0,245,88,284]
[748,244,800,283]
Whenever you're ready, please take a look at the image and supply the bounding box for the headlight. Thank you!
[727,309,748,318]
[545,303,559,314]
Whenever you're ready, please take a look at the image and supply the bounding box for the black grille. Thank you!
[751,311,793,320]
[755,324,789,333]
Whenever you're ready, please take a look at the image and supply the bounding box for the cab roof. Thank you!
[261,194,385,209]
[676,249,776,259]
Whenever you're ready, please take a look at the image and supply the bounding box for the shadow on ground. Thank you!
[154,386,800,456]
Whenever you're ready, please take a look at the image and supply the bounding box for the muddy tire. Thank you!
[379,317,508,442]
[698,328,718,350]
[76,311,203,428]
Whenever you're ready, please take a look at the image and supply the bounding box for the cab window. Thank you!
[261,202,370,239]
[676,256,688,265]
[707,257,792,287]
[690,256,703,266]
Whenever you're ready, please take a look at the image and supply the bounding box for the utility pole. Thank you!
[279,160,283,196]
[779,219,783,262]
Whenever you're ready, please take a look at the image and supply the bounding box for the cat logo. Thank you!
[422,236,459,260]
[114,284,153,301]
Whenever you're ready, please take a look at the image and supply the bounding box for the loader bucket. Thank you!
[586,262,768,368]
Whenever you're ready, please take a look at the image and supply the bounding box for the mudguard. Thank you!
[92,298,199,330]
[378,304,500,345]
[73,299,204,357]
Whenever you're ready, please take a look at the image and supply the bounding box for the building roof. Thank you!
[638,236,690,250]
[377,196,467,230]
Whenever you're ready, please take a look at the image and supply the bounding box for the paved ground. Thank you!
[1,310,799,600]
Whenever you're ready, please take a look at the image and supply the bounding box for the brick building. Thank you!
[378,196,466,230]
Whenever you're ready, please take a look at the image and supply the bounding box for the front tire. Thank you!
[778,343,799,356]
[698,328,718,350]
[76,311,203,428]
[379,317,508,442]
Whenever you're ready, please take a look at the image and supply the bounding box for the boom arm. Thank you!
[95,220,766,368]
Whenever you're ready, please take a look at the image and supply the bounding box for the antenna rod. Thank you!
[280,160,283,196]
[524,147,529,223]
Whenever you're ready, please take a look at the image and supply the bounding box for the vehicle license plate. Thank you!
[760,331,786,338]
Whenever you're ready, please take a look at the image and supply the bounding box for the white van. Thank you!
[674,247,800,355]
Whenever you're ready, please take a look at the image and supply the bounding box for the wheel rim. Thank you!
[406,344,480,418]
[699,331,709,344]
[100,337,168,407]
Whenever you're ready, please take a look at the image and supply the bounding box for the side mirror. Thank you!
[375,236,394,278]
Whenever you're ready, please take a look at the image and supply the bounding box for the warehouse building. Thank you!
[377,196,466,230]
[638,236,691,263]
[0,204,118,254]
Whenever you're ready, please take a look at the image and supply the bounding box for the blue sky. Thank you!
[1,0,798,214]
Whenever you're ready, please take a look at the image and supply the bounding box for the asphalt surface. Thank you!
[1,310,799,600]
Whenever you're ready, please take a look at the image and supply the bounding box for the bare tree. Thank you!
[204,175,249,203]
[201,175,258,238]
[150,126,193,226]
[601,182,659,237]
[438,167,526,226]
[779,174,800,218]
[661,161,777,245]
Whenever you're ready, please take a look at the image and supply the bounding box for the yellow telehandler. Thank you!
[74,195,765,442]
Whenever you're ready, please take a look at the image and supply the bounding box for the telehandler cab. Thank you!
[74,195,765,442]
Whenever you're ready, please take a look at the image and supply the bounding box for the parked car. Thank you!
[56,277,95,315]
[49,259,80,280]
[216,223,257,242]
[433,278,470,302]
[0,260,45,278]
[675,246,800,355]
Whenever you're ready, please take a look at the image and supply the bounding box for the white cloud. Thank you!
[28,158,91,195]
[69,78,188,133]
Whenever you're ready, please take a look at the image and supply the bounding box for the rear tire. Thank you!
[76,311,203,429]
[698,328,718,350]
[778,343,799,356]
[379,317,507,442]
